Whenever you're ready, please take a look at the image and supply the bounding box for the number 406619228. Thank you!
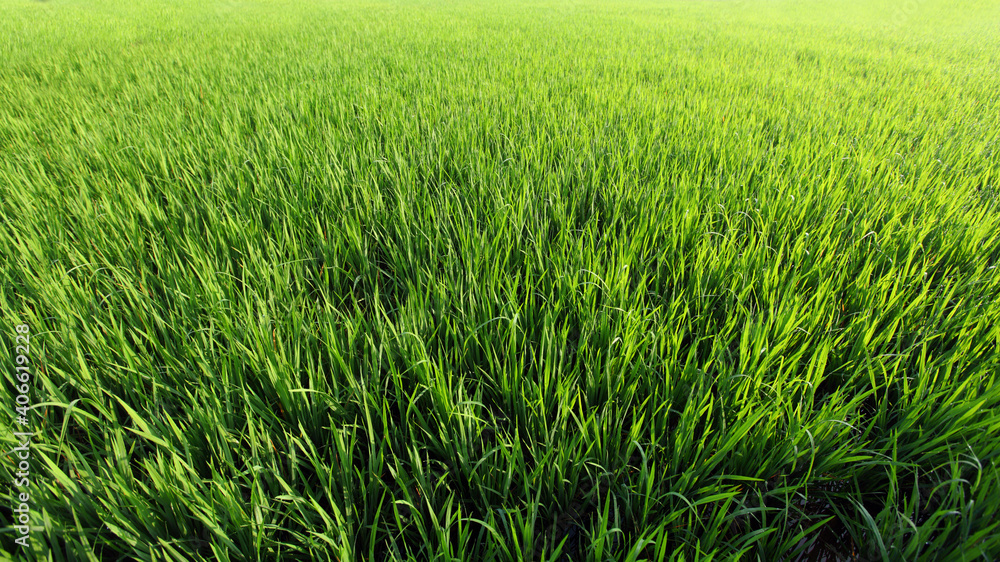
[15,324,31,413]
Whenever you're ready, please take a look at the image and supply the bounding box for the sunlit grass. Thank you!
[1,0,999,559]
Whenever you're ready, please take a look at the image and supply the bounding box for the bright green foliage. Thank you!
[1,0,999,560]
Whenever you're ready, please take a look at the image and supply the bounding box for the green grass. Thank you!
[2,0,999,559]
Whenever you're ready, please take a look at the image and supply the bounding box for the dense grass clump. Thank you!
[2,0,1000,559]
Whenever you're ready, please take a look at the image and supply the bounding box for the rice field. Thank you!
[2,0,1000,559]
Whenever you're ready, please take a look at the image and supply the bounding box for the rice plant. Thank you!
[1,0,999,560]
